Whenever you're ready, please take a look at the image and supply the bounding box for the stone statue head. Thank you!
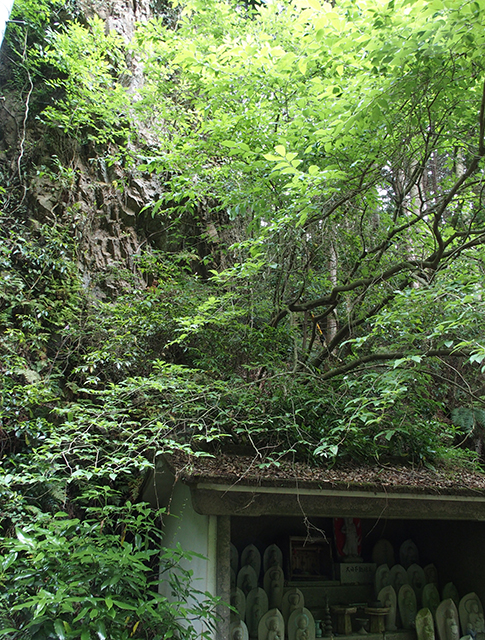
[268,617,278,631]
[271,570,281,583]
[233,628,243,640]
[297,615,309,630]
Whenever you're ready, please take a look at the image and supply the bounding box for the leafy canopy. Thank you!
[3,0,485,635]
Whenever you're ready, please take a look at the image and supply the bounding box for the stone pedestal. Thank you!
[365,607,390,634]
[332,606,357,635]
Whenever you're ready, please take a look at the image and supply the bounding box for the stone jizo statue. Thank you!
[231,619,250,640]
[246,587,269,639]
[264,544,283,573]
[437,598,460,640]
[282,588,305,625]
[342,517,361,560]
[242,544,261,581]
[264,566,284,610]
[378,585,397,631]
[238,565,258,598]
[399,584,417,629]
[259,609,284,640]
[288,608,315,640]
[416,608,435,640]
[459,594,485,640]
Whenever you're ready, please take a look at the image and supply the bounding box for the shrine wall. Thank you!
[159,482,218,638]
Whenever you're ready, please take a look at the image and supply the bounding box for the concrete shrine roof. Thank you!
[159,451,485,521]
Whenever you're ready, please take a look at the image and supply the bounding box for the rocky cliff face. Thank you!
[0,0,180,291]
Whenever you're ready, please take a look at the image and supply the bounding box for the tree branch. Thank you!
[317,348,473,381]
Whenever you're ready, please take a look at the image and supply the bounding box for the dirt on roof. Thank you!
[165,451,485,497]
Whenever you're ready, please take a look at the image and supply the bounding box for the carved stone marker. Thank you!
[231,619,250,640]
[288,608,315,640]
[443,584,460,609]
[437,598,460,640]
[372,539,395,568]
[238,565,258,598]
[231,587,246,622]
[242,544,261,581]
[391,564,409,595]
[259,608,284,640]
[459,593,485,640]
[378,585,398,631]
[282,588,305,626]
[416,608,435,640]
[400,540,420,569]
[423,583,441,618]
[246,588,269,639]
[408,564,426,605]
[264,566,285,610]
[264,544,283,574]
[375,563,391,596]
[399,584,418,629]
[424,564,438,586]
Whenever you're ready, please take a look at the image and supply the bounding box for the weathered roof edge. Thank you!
[163,452,485,498]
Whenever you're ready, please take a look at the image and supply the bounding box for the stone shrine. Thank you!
[227,529,485,640]
[154,452,485,640]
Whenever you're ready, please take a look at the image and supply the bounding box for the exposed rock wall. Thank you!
[0,0,226,290]
[0,0,156,284]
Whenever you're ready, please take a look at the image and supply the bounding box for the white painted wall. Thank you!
[0,0,14,47]
[159,482,217,638]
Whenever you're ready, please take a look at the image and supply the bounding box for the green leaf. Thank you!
[111,600,137,611]
[96,621,107,640]
[54,620,66,640]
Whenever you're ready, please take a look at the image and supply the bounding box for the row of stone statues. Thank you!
[231,536,485,640]
[372,540,485,640]
[233,544,286,608]
[232,586,310,636]
[372,537,421,570]
[231,606,315,640]
[231,542,306,640]
[375,561,438,602]
[376,582,461,632]
[415,593,485,640]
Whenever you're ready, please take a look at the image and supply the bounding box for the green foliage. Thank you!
[4,0,485,634]
[0,508,220,640]
[0,213,223,637]
[123,0,485,468]
[41,16,131,145]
